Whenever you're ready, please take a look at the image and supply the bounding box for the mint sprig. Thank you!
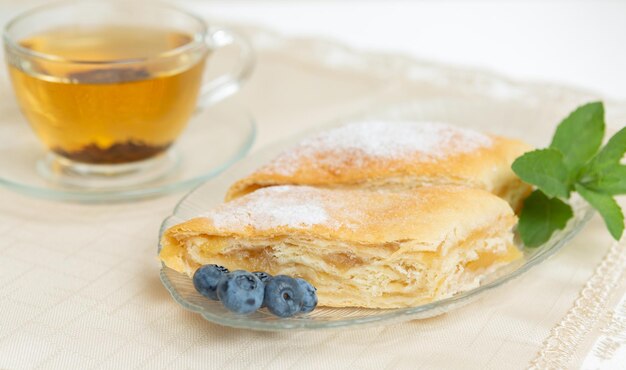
[512,102,626,247]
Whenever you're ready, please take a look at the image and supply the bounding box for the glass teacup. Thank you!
[3,0,254,188]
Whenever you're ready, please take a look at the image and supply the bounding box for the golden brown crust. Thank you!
[225,122,533,211]
[165,185,512,248]
[159,185,520,308]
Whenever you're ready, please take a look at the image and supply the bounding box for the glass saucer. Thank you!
[158,103,594,331]
[0,97,255,202]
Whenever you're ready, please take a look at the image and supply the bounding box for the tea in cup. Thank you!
[4,1,253,187]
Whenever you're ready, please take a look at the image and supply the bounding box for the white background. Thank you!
[182,0,626,101]
[2,1,625,100]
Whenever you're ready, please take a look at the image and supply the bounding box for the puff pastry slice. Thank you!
[160,185,521,308]
[225,121,532,211]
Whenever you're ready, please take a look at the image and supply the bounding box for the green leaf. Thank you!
[575,184,624,240]
[585,165,626,195]
[583,127,626,196]
[511,148,571,198]
[588,126,626,172]
[518,190,574,247]
[550,102,605,174]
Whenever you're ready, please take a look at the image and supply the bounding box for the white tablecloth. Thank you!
[1,2,626,369]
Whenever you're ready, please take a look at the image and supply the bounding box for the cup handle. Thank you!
[197,26,255,109]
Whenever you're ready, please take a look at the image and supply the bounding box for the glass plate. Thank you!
[0,97,255,202]
[158,103,594,331]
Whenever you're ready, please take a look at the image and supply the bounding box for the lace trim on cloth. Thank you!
[529,238,626,369]
[581,294,626,368]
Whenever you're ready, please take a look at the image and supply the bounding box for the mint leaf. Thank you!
[518,190,574,247]
[588,126,626,172]
[512,148,571,198]
[583,127,626,196]
[575,184,624,240]
[585,165,626,195]
[550,102,605,174]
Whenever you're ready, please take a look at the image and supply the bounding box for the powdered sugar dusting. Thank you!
[266,120,493,175]
[204,186,333,231]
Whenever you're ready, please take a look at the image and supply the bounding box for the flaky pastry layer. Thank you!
[160,186,521,308]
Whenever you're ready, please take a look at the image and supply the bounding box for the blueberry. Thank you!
[295,278,317,313]
[217,270,264,314]
[263,275,304,317]
[193,264,229,300]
